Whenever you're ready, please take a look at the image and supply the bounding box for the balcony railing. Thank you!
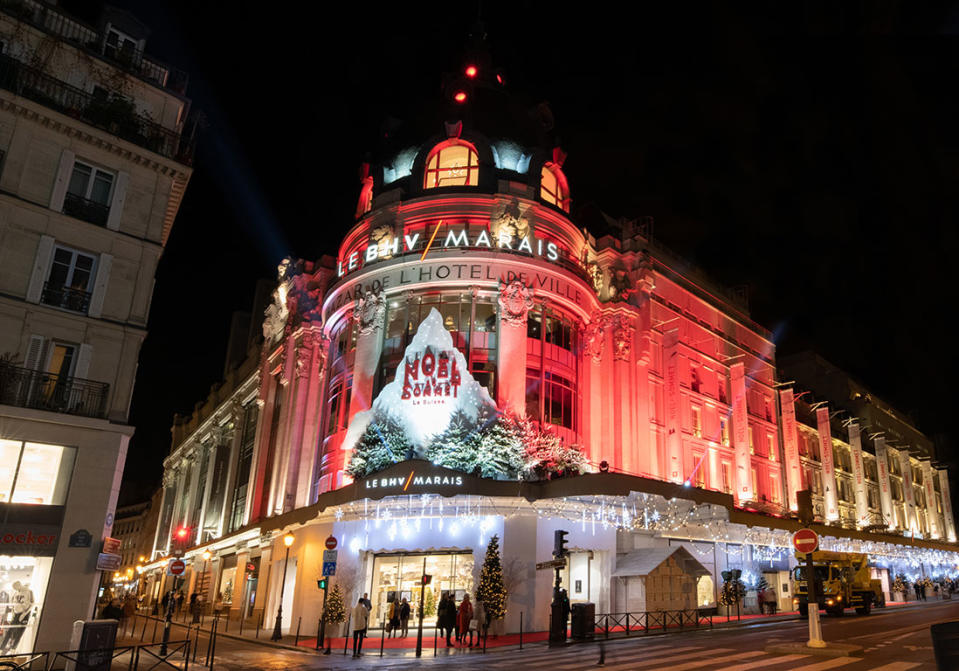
[0,53,194,164]
[0,362,109,419]
[1,0,189,94]
[62,191,110,227]
[40,281,92,313]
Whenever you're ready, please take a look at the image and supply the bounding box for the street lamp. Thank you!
[271,532,295,641]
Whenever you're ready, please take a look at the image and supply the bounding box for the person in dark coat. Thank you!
[437,593,457,646]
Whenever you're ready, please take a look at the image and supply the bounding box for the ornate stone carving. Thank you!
[498,279,534,327]
[609,269,634,302]
[490,199,531,246]
[583,312,608,364]
[262,289,288,344]
[295,331,315,379]
[611,313,634,361]
[587,262,604,295]
[357,289,386,335]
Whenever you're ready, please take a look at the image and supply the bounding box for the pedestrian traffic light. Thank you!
[318,578,328,590]
[422,574,432,585]
[553,529,569,558]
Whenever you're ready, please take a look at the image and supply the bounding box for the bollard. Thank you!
[483,623,487,653]
[433,622,437,656]
[343,615,351,655]
[605,614,609,640]
[239,614,244,637]
[315,618,322,650]
[519,612,523,650]
[192,624,200,664]
[140,616,148,642]
[294,616,301,647]
[205,615,216,668]
[255,612,262,639]
[152,618,159,643]
[209,613,218,669]
[380,622,386,657]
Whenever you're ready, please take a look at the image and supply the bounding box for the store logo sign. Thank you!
[402,347,462,403]
[364,469,464,492]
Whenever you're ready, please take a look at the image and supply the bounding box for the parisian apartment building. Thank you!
[0,1,192,653]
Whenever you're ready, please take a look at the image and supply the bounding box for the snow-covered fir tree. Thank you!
[346,411,412,478]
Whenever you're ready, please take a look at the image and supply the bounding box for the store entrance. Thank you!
[368,552,474,629]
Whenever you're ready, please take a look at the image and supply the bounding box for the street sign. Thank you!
[325,536,338,550]
[96,553,121,571]
[102,537,121,555]
[793,528,819,554]
[322,561,336,576]
[323,550,338,563]
[167,558,186,576]
[536,558,567,570]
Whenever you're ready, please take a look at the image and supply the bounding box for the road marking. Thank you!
[545,645,704,669]
[866,663,922,671]
[578,647,733,671]
[786,657,860,671]
[721,654,808,670]
[652,650,765,671]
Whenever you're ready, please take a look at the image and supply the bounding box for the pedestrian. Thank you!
[399,597,411,638]
[351,597,369,658]
[472,598,487,648]
[213,592,224,617]
[175,590,184,614]
[100,598,124,620]
[123,594,138,619]
[437,593,456,646]
[763,586,777,615]
[360,592,372,611]
[457,594,473,646]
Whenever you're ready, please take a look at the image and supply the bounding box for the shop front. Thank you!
[367,550,474,628]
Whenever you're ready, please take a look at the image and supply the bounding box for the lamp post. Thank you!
[271,532,295,641]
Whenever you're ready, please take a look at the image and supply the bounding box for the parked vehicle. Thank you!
[792,550,885,616]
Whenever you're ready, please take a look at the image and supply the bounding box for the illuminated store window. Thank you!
[423,140,479,188]
[540,164,569,212]
[721,462,732,494]
[0,439,76,505]
[767,433,776,461]
[720,417,730,446]
[691,406,702,438]
[368,552,474,629]
[0,555,54,654]
[228,403,258,533]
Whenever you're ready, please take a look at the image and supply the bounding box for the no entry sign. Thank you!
[325,536,338,550]
[167,558,186,576]
[793,528,819,554]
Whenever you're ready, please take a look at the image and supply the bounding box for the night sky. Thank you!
[60,2,959,503]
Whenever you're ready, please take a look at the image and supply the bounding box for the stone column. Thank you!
[582,312,607,468]
[296,330,328,508]
[611,311,637,475]
[496,280,532,415]
[920,459,940,539]
[939,469,956,542]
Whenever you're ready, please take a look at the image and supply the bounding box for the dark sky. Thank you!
[62,2,959,503]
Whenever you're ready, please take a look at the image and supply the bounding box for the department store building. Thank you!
[142,66,959,635]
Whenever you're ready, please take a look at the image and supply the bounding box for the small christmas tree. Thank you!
[423,587,436,617]
[324,584,346,624]
[476,534,507,620]
[892,574,909,594]
[347,411,412,477]
[719,570,746,606]
[755,575,769,593]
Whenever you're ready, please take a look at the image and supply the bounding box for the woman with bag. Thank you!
[471,599,486,648]
[456,594,473,646]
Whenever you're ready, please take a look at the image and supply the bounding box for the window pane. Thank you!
[91,172,114,205]
[10,442,76,505]
[68,164,91,197]
[0,439,22,502]
[49,249,73,286]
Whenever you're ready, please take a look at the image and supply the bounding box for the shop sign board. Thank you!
[102,537,121,555]
[325,536,338,550]
[96,553,122,571]
[0,524,60,556]
[323,550,338,563]
[167,558,186,576]
[792,528,819,554]
[322,562,336,576]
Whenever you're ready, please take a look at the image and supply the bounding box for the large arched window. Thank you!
[424,140,479,188]
[540,163,569,211]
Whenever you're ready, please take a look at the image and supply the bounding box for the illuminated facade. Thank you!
[145,65,958,636]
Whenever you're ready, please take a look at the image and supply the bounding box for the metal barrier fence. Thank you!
[593,609,713,638]
[0,640,190,670]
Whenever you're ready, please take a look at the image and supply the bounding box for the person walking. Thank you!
[457,594,473,647]
[399,598,411,638]
[763,586,777,615]
[360,592,372,611]
[437,593,456,646]
[351,597,370,658]
[472,598,487,648]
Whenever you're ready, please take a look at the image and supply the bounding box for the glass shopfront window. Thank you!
[0,440,76,504]
[376,294,497,398]
[0,555,53,655]
[368,552,474,628]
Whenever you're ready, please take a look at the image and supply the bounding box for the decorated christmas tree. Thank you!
[754,575,769,593]
[346,411,412,478]
[324,584,346,623]
[476,534,507,620]
[423,587,437,617]
[892,574,909,594]
[719,570,746,606]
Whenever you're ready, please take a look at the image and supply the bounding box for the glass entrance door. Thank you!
[369,552,474,628]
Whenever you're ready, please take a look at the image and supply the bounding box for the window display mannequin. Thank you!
[0,581,34,653]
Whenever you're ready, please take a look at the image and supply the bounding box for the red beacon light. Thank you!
[175,527,189,540]
[465,65,477,78]
[453,91,467,103]
[496,73,504,85]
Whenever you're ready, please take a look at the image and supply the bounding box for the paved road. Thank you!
[121,600,957,670]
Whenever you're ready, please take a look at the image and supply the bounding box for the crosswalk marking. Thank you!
[653,650,766,671]
[786,657,860,671]
[548,645,704,670]
[722,654,809,671]
[866,663,922,671]
[572,647,732,671]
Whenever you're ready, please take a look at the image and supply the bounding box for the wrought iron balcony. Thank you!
[0,53,194,164]
[0,362,109,419]
[62,191,110,227]
[40,281,92,313]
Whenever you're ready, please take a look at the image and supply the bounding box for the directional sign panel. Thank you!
[322,561,337,576]
[536,559,567,570]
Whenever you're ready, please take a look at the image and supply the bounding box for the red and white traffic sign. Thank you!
[325,536,338,550]
[793,528,819,554]
[167,558,186,576]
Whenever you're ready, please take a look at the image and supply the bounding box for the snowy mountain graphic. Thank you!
[343,308,496,454]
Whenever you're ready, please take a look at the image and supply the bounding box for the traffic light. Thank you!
[171,526,191,556]
[422,574,432,585]
[318,578,328,590]
[553,529,569,558]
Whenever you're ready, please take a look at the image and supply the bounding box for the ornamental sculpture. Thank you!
[611,313,634,361]
[357,289,386,335]
[498,279,534,327]
[583,312,608,364]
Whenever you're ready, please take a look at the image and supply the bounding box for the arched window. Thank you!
[540,163,569,211]
[356,177,373,218]
[423,140,479,188]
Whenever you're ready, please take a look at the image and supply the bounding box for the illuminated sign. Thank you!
[364,470,465,491]
[402,347,462,403]
[337,226,561,277]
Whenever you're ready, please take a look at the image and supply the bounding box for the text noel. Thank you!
[402,347,461,402]
[338,228,561,277]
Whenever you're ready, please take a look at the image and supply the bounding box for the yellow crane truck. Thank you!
[792,550,885,616]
